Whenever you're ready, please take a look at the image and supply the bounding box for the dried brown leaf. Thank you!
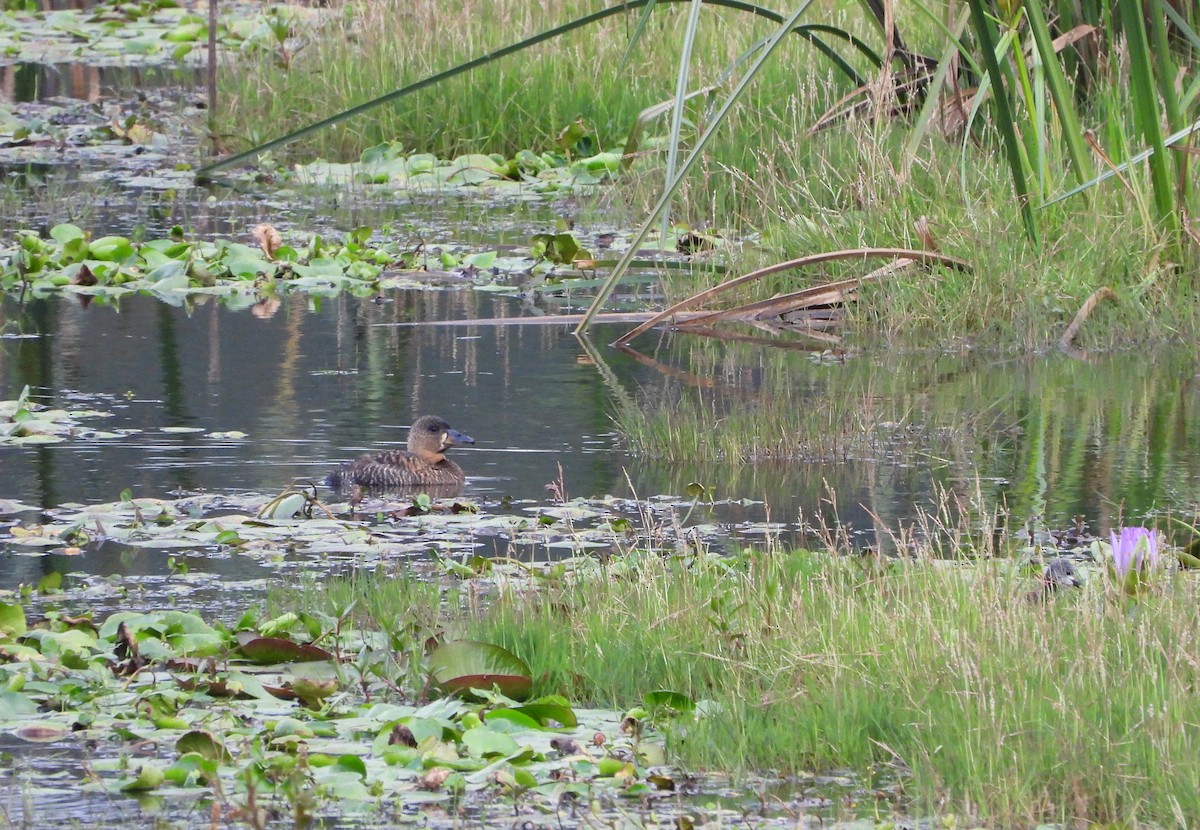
[251,223,282,260]
[71,264,97,287]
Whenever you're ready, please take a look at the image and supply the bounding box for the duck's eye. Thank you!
[427,423,440,432]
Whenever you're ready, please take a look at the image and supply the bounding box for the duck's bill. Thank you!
[446,429,475,446]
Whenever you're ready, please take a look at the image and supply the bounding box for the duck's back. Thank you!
[327,449,466,489]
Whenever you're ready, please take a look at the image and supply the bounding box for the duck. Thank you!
[326,415,475,491]
[1026,557,1083,603]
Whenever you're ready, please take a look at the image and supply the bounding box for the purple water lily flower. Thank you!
[1109,526,1160,577]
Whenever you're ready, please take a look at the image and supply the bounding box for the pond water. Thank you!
[5,45,1200,830]
[1,61,200,103]
[3,284,1199,599]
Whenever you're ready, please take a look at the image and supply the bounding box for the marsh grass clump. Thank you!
[219,0,824,163]
[216,0,1200,347]
[462,548,1200,828]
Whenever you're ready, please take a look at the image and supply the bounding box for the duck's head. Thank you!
[1043,557,1082,591]
[408,415,475,463]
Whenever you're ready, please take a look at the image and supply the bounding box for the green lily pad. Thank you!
[120,763,166,792]
[237,636,334,664]
[429,641,532,701]
[0,602,26,637]
[175,729,232,762]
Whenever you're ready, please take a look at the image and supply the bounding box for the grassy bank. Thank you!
[285,548,1200,828]
[218,0,823,161]
[218,0,1199,347]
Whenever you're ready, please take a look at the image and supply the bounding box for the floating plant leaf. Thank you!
[0,690,37,718]
[483,708,542,730]
[0,602,26,636]
[429,640,532,701]
[291,676,339,707]
[175,729,231,762]
[644,690,696,717]
[503,700,577,729]
[237,636,334,665]
[98,610,226,656]
[335,754,368,778]
[530,232,586,265]
[461,725,521,758]
[11,722,71,745]
[49,224,85,244]
[120,763,166,792]
[87,236,135,262]
[37,571,63,594]
[164,753,218,786]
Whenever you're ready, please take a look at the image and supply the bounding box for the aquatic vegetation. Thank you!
[0,598,685,825]
[0,487,863,826]
[0,222,536,300]
[1,477,1199,827]
[0,0,316,67]
[205,0,1200,346]
[451,546,1200,828]
[0,219,688,311]
[293,140,624,195]
[0,487,745,587]
[0,384,132,445]
[1105,525,1164,596]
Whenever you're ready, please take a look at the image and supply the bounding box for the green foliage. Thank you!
[295,139,622,192]
[212,0,855,164]
[957,0,1198,248]
[462,548,1200,827]
[0,0,308,67]
[0,598,666,821]
[429,640,533,700]
[209,0,1200,343]
[0,218,643,306]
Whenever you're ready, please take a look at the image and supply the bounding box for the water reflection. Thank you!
[619,338,1200,539]
[1,290,1199,590]
[0,291,629,504]
[0,62,200,103]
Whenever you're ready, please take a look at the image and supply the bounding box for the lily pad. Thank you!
[429,640,532,701]
[175,729,231,762]
[237,636,334,664]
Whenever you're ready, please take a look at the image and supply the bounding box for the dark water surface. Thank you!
[3,287,1199,578]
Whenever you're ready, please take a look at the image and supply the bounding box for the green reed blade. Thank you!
[965,0,1039,243]
[576,0,819,336]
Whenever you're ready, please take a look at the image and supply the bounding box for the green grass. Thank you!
[281,547,1200,828]
[218,0,840,162]
[217,0,1200,347]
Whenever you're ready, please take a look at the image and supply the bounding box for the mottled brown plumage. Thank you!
[327,415,474,491]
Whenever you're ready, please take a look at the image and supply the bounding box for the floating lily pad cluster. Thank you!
[0,597,686,824]
[294,141,625,195]
[0,490,676,566]
[0,223,425,299]
[0,94,207,196]
[0,222,640,301]
[0,483,816,824]
[0,385,131,445]
[0,0,315,67]
[1,101,171,154]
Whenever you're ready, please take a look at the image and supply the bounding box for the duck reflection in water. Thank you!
[327,415,475,496]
